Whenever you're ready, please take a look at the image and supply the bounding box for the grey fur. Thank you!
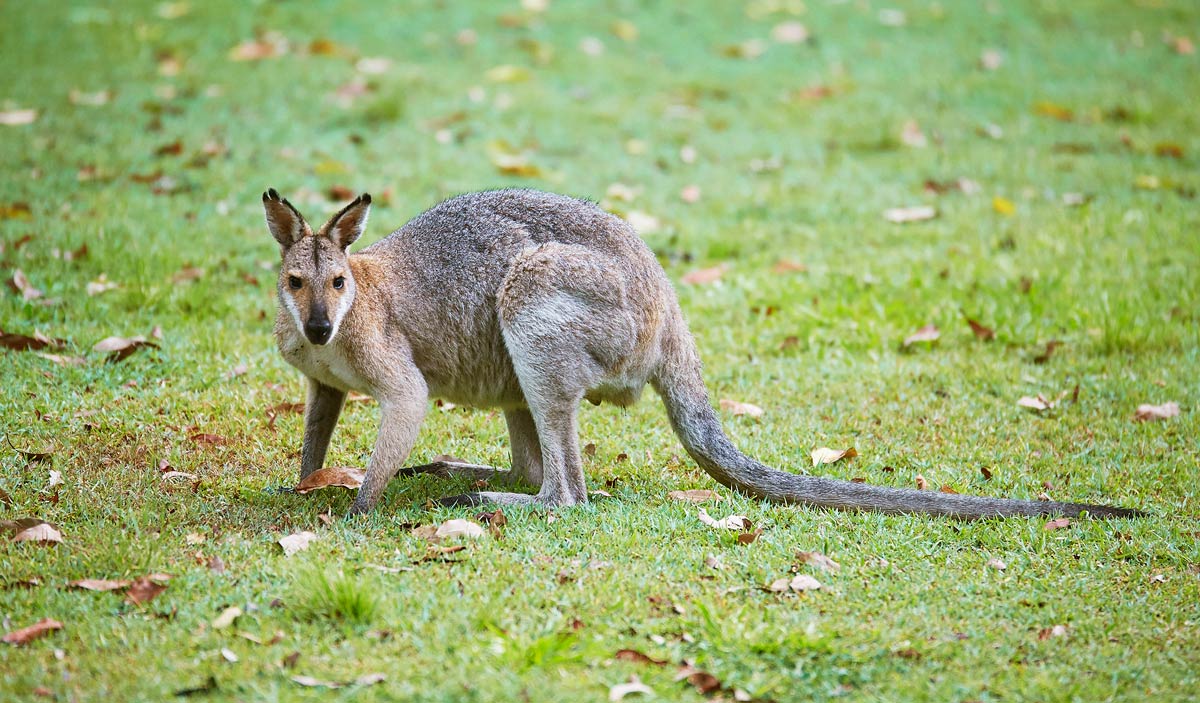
[265,188,1143,520]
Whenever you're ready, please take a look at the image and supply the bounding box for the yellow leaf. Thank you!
[485,64,532,83]
[992,196,1015,215]
[610,19,638,41]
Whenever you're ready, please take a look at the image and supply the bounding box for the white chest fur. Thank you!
[283,339,367,393]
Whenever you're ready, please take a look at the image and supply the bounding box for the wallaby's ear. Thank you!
[319,193,371,250]
[262,188,312,247]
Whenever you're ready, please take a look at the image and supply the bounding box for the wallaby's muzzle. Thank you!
[304,316,333,345]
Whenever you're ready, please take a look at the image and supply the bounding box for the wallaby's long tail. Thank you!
[651,331,1144,520]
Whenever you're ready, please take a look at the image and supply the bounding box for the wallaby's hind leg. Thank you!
[505,408,544,487]
[434,244,633,508]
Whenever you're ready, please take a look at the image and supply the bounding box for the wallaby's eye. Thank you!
[288,276,302,290]
[332,276,345,290]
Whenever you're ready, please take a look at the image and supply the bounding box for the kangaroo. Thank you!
[263,188,1142,519]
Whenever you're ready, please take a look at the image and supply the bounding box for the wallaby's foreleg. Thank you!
[347,394,427,517]
[299,379,347,480]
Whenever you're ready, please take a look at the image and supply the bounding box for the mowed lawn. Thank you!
[1,0,1198,700]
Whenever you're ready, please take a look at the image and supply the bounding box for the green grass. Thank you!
[2,0,1198,700]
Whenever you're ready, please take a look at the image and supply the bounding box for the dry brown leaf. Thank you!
[736,527,762,545]
[614,649,667,667]
[903,324,940,346]
[697,508,749,531]
[986,558,1007,571]
[1038,624,1068,640]
[915,475,928,491]
[93,335,157,361]
[811,447,857,466]
[1032,340,1062,364]
[609,676,654,701]
[1034,101,1074,121]
[681,264,728,285]
[719,398,763,418]
[667,489,723,503]
[294,467,365,494]
[0,109,38,126]
[435,519,485,539]
[1018,395,1054,412]
[1,329,65,352]
[486,140,541,177]
[86,275,118,296]
[70,578,131,591]
[6,519,63,545]
[2,618,63,645]
[229,34,288,61]
[901,120,927,148]
[171,266,205,284]
[9,269,42,300]
[69,89,112,106]
[768,574,822,593]
[125,575,169,604]
[1133,402,1180,422]
[966,318,995,341]
[1044,518,1071,531]
[212,606,242,629]
[278,531,318,556]
[884,205,937,223]
[772,259,808,274]
[771,21,809,44]
[796,550,841,572]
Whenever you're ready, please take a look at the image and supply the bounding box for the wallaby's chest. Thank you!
[280,336,367,393]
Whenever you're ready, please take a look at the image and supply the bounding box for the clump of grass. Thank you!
[292,568,380,627]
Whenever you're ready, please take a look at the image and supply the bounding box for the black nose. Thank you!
[304,318,332,345]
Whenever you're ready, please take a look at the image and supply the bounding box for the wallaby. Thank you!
[263,188,1142,519]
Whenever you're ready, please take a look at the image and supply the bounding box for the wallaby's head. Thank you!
[262,189,371,346]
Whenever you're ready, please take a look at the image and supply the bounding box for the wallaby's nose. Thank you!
[304,318,333,345]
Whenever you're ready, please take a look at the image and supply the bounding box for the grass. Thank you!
[1,0,1198,700]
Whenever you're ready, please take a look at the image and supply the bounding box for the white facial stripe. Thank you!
[281,290,305,338]
[326,281,354,342]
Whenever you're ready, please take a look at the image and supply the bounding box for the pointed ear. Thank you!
[262,188,312,247]
[319,193,371,249]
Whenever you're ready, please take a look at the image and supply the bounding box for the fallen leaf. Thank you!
[966,318,995,340]
[220,648,238,663]
[811,447,857,466]
[486,140,541,177]
[4,519,63,545]
[1168,35,1194,55]
[980,466,993,480]
[1153,142,1183,159]
[37,353,85,366]
[1032,339,1061,364]
[679,184,701,203]
[903,324,940,346]
[2,618,63,645]
[294,467,365,494]
[125,575,169,604]
[721,38,768,60]
[900,120,927,148]
[0,109,38,126]
[1038,624,1068,640]
[1133,402,1179,422]
[278,531,318,556]
[69,578,131,591]
[171,266,204,284]
[768,574,821,592]
[229,33,288,61]
[1044,518,1071,531]
[1034,101,1074,121]
[697,508,749,531]
[1018,395,1054,412]
[485,64,532,83]
[796,550,841,572]
[435,519,485,539]
[609,676,654,701]
[681,264,728,285]
[771,21,809,44]
[614,649,667,667]
[736,528,762,545]
[86,274,118,296]
[47,470,63,488]
[291,676,342,688]
[667,489,723,503]
[772,259,808,274]
[0,202,31,219]
[719,398,763,418]
[1,329,65,351]
[986,558,1007,571]
[980,49,1003,70]
[624,210,661,234]
[992,196,1016,216]
[610,19,638,41]
[212,606,242,629]
[9,269,43,300]
[92,335,157,361]
[884,206,937,223]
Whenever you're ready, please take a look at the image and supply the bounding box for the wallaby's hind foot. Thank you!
[395,460,509,482]
[434,491,543,508]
